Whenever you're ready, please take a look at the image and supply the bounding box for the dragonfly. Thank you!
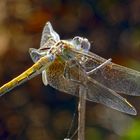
[0,22,140,115]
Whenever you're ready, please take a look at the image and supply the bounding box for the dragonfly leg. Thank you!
[63,59,87,87]
[63,57,85,78]
[63,61,71,80]
[86,58,112,75]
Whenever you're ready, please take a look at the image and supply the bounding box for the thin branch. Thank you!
[78,70,87,140]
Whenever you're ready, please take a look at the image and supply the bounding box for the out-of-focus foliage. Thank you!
[86,127,102,140]
[0,0,139,140]
[121,119,140,140]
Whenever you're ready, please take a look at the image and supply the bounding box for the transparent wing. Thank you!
[40,22,60,48]
[78,51,140,96]
[87,77,136,115]
[47,58,137,115]
[29,48,42,63]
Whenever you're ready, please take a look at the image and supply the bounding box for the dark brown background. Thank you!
[0,0,140,140]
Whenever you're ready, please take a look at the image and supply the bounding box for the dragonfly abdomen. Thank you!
[0,56,52,96]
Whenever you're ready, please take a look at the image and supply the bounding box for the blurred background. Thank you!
[0,0,140,140]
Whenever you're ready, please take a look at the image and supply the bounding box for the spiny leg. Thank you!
[86,58,112,75]
[63,58,112,88]
[63,58,87,87]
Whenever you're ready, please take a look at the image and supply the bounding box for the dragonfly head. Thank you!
[71,36,90,53]
[55,37,90,61]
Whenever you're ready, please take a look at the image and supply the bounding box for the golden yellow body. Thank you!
[0,56,52,96]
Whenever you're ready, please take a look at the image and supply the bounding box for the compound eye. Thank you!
[73,36,81,44]
[81,38,90,52]
[72,36,82,50]
[72,36,90,52]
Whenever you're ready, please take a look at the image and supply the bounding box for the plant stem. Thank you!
[78,72,87,140]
